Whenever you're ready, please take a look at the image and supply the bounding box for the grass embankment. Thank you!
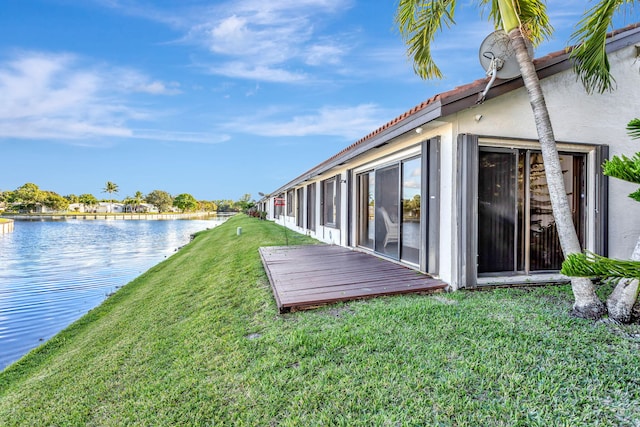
[1,215,639,426]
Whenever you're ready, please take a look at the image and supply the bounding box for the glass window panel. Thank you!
[528,152,585,271]
[401,157,421,265]
[296,188,304,226]
[375,165,400,259]
[323,178,336,226]
[357,172,374,249]
[307,183,316,231]
[368,173,375,247]
[478,150,517,273]
[287,190,294,216]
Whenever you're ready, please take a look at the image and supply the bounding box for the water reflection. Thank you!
[0,217,227,370]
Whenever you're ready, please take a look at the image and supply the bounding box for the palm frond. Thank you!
[603,153,640,185]
[395,0,458,80]
[478,0,552,44]
[512,0,553,45]
[561,251,640,279]
[568,0,634,94]
[602,119,640,201]
[627,118,640,139]
[395,0,554,79]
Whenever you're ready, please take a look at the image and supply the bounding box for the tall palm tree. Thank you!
[395,0,630,319]
[102,181,119,213]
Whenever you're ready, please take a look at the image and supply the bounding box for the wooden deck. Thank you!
[259,245,448,313]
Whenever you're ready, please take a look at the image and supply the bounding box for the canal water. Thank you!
[0,217,228,371]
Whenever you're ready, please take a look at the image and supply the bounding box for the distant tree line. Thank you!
[0,182,255,214]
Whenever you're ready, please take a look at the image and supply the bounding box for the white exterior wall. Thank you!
[452,44,640,260]
[267,38,640,289]
[435,125,457,288]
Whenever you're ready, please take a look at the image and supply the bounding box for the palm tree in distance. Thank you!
[396,0,634,319]
[102,181,119,213]
[133,191,144,213]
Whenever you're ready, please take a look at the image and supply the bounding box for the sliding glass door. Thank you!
[306,183,316,231]
[375,165,400,258]
[356,156,422,265]
[478,148,586,274]
[478,149,518,273]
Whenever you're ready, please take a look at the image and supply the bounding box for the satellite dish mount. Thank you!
[476,30,532,104]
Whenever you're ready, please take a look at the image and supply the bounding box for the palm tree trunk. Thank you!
[507,28,606,319]
[606,236,640,322]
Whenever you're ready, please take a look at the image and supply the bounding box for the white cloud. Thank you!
[114,70,182,95]
[224,103,392,140]
[186,0,354,82]
[92,0,395,85]
[208,62,307,83]
[0,118,132,140]
[137,81,180,95]
[132,129,230,145]
[304,43,345,66]
[0,51,180,141]
[245,83,260,97]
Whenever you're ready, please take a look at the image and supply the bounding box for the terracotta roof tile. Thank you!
[271,23,640,194]
[319,23,640,169]
[356,23,640,151]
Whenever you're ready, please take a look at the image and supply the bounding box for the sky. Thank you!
[0,1,635,201]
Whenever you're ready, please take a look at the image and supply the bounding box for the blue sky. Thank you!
[0,1,634,201]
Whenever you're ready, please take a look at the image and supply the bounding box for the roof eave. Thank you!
[269,99,444,194]
[268,23,640,196]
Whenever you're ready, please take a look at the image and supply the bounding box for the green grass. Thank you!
[1,215,639,426]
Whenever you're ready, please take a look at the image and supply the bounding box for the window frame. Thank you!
[321,175,340,228]
[286,189,295,216]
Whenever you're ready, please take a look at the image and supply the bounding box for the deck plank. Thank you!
[259,245,448,312]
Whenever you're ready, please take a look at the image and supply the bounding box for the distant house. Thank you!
[138,203,159,213]
[68,203,87,213]
[96,202,124,213]
[67,202,158,214]
[34,205,56,214]
[260,24,640,291]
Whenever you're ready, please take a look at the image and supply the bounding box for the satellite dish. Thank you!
[479,30,530,79]
[476,30,534,103]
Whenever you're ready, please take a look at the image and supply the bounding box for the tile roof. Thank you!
[270,23,640,196]
[338,23,640,159]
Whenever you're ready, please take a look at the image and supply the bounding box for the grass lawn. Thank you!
[1,215,639,426]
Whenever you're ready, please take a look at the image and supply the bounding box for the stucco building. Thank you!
[260,24,640,291]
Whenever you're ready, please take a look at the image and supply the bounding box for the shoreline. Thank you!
[0,216,232,370]
[2,215,637,425]
[2,212,232,221]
